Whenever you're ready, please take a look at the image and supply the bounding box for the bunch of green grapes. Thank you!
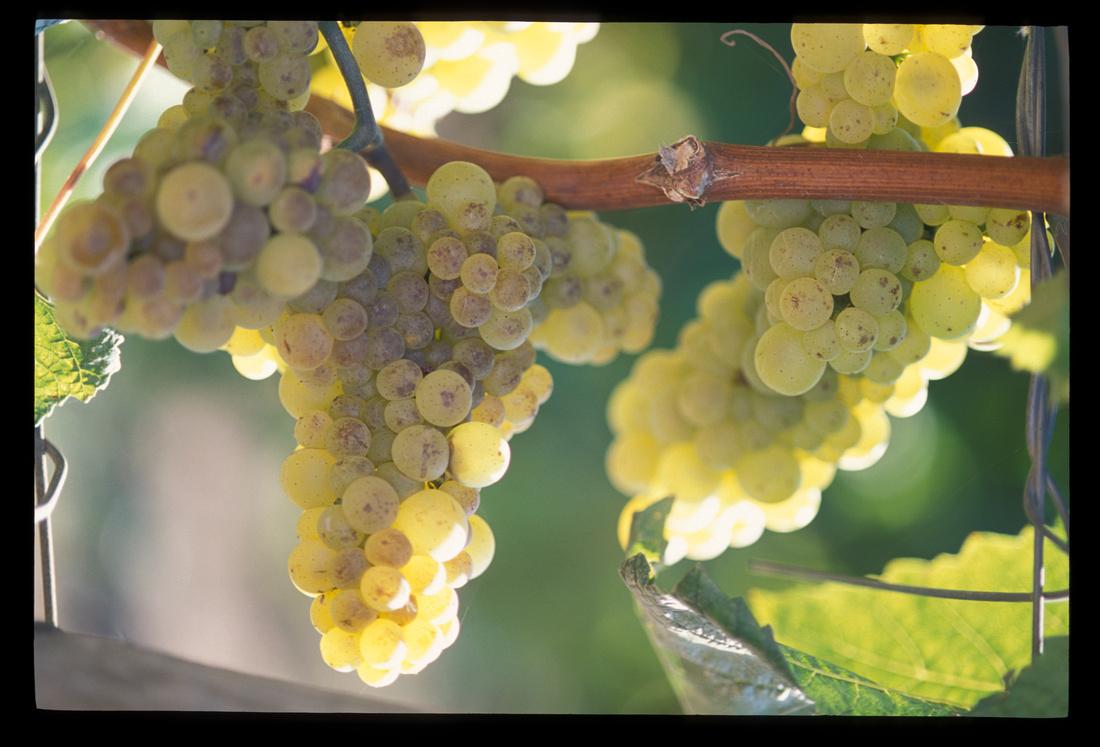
[608,269,979,563]
[632,23,1040,560]
[790,22,982,148]
[35,20,364,348]
[313,22,598,138]
[234,161,654,686]
[715,180,1033,400]
[225,162,657,684]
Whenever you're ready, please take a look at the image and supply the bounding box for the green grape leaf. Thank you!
[748,525,1069,710]
[626,496,673,566]
[622,556,958,715]
[621,553,813,715]
[34,294,123,425]
[780,646,961,716]
[970,636,1069,717]
[994,270,1069,403]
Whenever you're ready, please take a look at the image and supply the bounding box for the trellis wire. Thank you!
[748,560,1069,603]
[1017,26,1062,664]
[34,31,61,629]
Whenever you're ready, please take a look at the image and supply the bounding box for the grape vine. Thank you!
[34,20,1068,713]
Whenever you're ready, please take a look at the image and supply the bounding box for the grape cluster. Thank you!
[218,161,657,685]
[313,22,599,137]
[34,18,641,687]
[612,23,1041,560]
[791,23,982,148]
[609,270,978,564]
[716,190,1033,399]
[33,20,370,346]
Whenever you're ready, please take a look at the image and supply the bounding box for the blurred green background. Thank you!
[36,22,1068,713]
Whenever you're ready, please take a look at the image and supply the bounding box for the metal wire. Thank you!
[34,439,67,525]
[35,29,58,163]
[748,560,1069,603]
[34,425,59,628]
[35,30,60,631]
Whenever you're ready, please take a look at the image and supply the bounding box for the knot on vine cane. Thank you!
[636,135,714,208]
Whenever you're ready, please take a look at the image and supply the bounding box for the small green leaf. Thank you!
[970,636,1069,717]
[620,554,813,715]
[994,270,1069,403]
[673,567,795,682]
[34,294,123,425]
[749,525,1069,709]
[626,496,673,565]
[622,557,957,715]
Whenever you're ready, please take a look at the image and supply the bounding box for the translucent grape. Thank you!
[850,201,896,229]
[909,264,982,339]
[872,309,908,351]
[255,233,323,298]
[849,269,903,315]
[258,54,311,100]
[479,307,533,351]
[834,307,879,352]
[735,445,801,504]
[174,294,236,352]
[791,23,866,73]
[156,162,234,241]
[322,297,369,340]
[325,417,371,458]
[384,398,423,433]
[391,424,449,482]
[779,277,835,331]
[341,476,400,534]
[416,370,474,427]
[391,489,469,562]
[985,208,1031,246]
[744,200,812,229]
[364,528,414,569]
[753,322,826,396]
[843,50,897,106]
[964,241,1019,299]
[814,248,860,295]
[281,448,338,510]
[769,227,823,278]
[353,22,426,88]
[448,422,510,488]
[828,99,874,144]
[317,149,372,216]
[863,24,914,55]
[894,52,962,127]
[360,566,411,612]
[274,313,333,370]
[795,86,834,128]
[426,162,496,232]
[921,24,975,59]
[934,219,984,265]
[802,321,840,361]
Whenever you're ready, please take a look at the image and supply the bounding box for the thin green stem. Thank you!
[318,21,382,152]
